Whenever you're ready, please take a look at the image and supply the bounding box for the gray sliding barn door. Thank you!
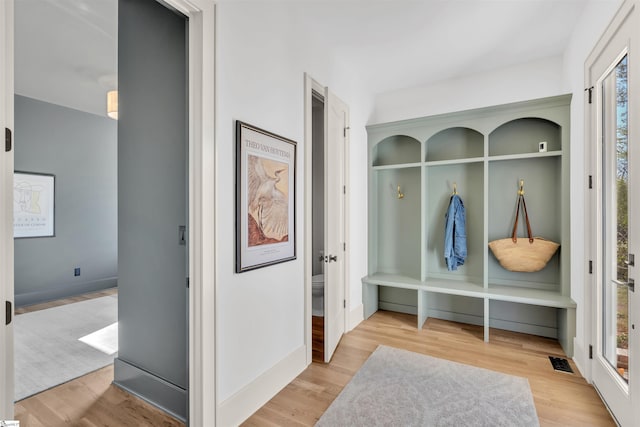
[115,0,188,421]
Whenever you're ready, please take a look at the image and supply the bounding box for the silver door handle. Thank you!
[612,278,635,292]
[325,255,337,263]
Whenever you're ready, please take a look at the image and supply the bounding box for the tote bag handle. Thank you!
[511,194,534,244]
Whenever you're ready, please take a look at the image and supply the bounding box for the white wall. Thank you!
[215,0,371,416]
[370,56,565,125]
[562,0,623,377]
[370,0,622,381]
[214,1,623,422]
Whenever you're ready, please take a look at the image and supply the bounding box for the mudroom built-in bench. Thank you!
[362,94,576,356]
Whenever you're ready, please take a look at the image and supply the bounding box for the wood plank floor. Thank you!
[244,310,615,426]
[311,315,324,363]
[15,288,118,315]
[14,296,614,426]
[14,365,184,427]
[14,288,184,427]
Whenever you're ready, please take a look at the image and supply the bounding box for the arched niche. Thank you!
[425,127,483,162]
[489,118,561,156]
[372,135,421,166]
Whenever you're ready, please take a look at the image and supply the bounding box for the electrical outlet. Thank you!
[74,267,81,277]
[538,141,547,152]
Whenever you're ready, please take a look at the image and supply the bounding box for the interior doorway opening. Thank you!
[2,0,214,423]
[305,74,350,365]
[311,90,325,362]
[11,0,189,423]
[12,0,119,411]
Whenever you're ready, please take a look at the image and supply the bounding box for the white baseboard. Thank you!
[217,345,306,427]
[349,303,363,331]
[573,339,589,381]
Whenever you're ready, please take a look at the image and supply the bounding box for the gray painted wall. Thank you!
[115,0,188,420]
[14,95,117,307]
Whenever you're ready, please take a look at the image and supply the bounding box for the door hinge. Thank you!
[343,127,350,137]
[588,175,593,189]
[589,260,593,274]
[589,344,593,359]
[343,300,346,308]
[5,301,12,325]
[186,277,189,288]
[343,185,346,194]
[343,242,346,251]
[585,86,594,104]
[5,128,12,152]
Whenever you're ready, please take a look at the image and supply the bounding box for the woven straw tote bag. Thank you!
[488,192,559,273]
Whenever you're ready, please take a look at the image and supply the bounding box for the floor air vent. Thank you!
[549,356,574,373]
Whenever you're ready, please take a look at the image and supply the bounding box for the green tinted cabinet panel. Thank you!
[425,163,484,283]
[373,135,421,167]
[426,127,484,162]
[376,168,421,279]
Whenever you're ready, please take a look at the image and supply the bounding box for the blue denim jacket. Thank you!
[444,194,467,271]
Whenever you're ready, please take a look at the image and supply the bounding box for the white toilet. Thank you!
[312,274,324,316]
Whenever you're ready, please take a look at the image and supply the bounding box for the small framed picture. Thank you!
[236,121,297,272]
[13,171,56,238]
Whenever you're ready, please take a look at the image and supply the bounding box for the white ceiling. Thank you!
[287,0,593,92]
[15,0,616,118]
[15,0,117,117]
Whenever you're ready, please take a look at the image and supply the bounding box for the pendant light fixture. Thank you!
[107,90,118,120]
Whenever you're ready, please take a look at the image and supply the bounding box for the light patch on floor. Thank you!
[79,322,118,355]
[15,295,118,401]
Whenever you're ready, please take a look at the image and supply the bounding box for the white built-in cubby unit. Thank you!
[362,94,576,356]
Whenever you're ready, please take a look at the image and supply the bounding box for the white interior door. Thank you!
[588,2,639,425]
[324,88,348,362]
[0,0,14,420]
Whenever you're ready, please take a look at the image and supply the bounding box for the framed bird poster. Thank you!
[236,121,297,272]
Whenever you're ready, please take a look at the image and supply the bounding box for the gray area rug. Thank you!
[317,345,539,427]
[14,295,118,401]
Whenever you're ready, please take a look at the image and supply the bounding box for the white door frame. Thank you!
[0,1,216,424]
[303,73,350,364]
[0,0,15,420]
[586,1,639,424]
[163,1,216,425]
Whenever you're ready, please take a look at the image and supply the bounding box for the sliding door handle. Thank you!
[179,225,186,245]
[612,278,635,292]
[5,301,12,325]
